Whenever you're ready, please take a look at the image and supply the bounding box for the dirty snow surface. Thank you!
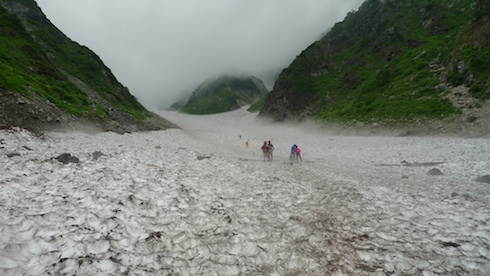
[1,107,490,275]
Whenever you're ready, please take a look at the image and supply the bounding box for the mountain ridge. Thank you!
[179,75,268,115]
[259,0,490,135]
[0,0,177,133]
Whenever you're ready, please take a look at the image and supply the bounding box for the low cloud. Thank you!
[36,0,364,109]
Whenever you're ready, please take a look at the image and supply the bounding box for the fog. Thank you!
[34,0,365,109]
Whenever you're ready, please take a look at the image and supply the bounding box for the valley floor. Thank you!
[1,107,489,275]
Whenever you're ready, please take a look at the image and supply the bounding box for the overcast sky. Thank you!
[35,0,365,109]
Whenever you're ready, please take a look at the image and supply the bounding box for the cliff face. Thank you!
[0,0,177,133]
[259,0,490,132]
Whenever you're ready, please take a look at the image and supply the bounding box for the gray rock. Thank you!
[55,153,80,164]
[92,151,105,161]
[197,155,212,160]
[3,150,21,158]
[475,175,490,184]
[434,83,447,91]
[441,241,460,247]
[466,116,478,123]
[427,168,443,176]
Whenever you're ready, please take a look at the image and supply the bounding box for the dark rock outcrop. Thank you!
[55,153,80,164]
[475,175,490,184]
[427,168,444,176]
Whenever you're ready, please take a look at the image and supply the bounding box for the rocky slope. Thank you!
[0,0,177,133]
[260,0,490,136]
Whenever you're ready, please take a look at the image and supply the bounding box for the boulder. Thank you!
[427,168,443,176]
[3,150,21,158]
[92,151,105,161]
[55,153,80,164]
[475,175,490,184]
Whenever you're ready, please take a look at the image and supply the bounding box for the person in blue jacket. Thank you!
[290,144,297,160]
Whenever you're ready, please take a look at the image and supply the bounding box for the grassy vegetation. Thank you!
[248,95,267,112]
[269,0,488,123]
[181,75,268,114]
[182,87,239,114]
[0,1,148,121]
[0,8,93,116]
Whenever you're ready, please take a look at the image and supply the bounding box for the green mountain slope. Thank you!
[260,0,490,128]
[180,75,268,114]
[0,0,176,132]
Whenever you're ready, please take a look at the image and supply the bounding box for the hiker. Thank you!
[245,141,249,149]
[295,145,302,161]
[261,141,269,161]
[267,141,274,161]
[290,144,297,160]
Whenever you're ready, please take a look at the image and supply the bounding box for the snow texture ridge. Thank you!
[1,107,490,275]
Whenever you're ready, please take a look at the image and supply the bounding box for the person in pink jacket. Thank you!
[260,141,269,161]
[294,145,302,161]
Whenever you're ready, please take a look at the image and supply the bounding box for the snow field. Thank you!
[1,107,489,275]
